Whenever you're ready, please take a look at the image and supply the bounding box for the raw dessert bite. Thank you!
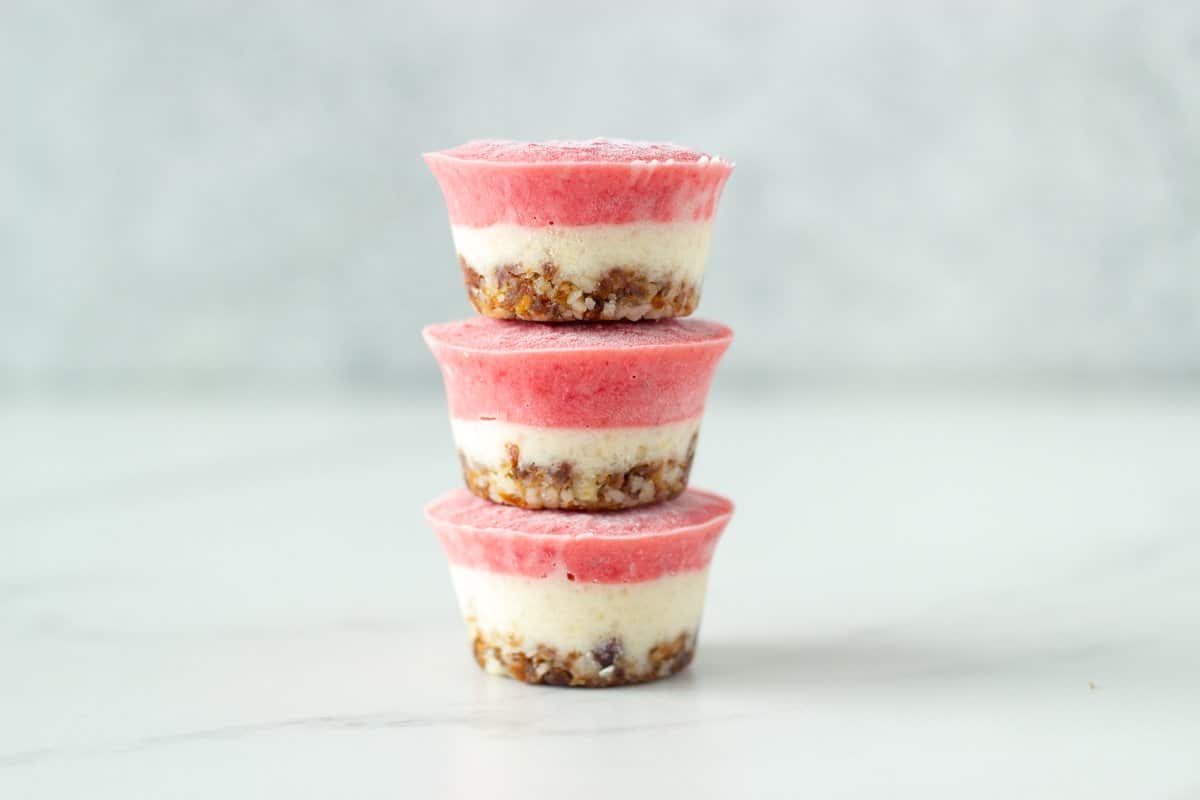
[425,488,733,687]
[424,139,734,321]
[423,317,732,510]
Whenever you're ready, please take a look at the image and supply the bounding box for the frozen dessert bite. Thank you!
[423,317,732,510]
[424,139,734,321]
[425,488,733,687]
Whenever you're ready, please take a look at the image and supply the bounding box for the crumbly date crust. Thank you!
[461,259,699,321]
[459,438,697,510]
[470,628,696,687]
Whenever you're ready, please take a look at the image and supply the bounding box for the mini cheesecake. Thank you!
[424,139,734,321]
[425,488,734,687]
[423,317,732,511]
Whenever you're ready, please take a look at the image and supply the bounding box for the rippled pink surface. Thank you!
[424,138,733,227]
[423,318,732,428]
[426,488,733,583]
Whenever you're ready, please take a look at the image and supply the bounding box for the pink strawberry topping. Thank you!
[423,139,733,227]
[423,317,733,428]
[426,488,733,583]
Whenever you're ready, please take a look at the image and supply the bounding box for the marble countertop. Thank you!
[2,388,1198,798]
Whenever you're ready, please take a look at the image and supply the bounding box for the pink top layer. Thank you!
[426,488,733,583]
[424,138,733,227]
[423,318,733,428]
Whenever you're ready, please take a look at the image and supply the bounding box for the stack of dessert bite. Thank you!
[421,139,735,687]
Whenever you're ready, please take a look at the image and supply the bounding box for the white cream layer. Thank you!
[451,221,713,290]
[450,566,709,674]
[451,417,700,473]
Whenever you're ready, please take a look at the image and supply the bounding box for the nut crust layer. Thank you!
[471,629,696,687]
[462,260,699,322]
[459,437,697,510]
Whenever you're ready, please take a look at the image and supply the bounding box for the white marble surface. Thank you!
[2,388,1198,798]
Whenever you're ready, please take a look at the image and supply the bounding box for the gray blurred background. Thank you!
[3,0,1198,390]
